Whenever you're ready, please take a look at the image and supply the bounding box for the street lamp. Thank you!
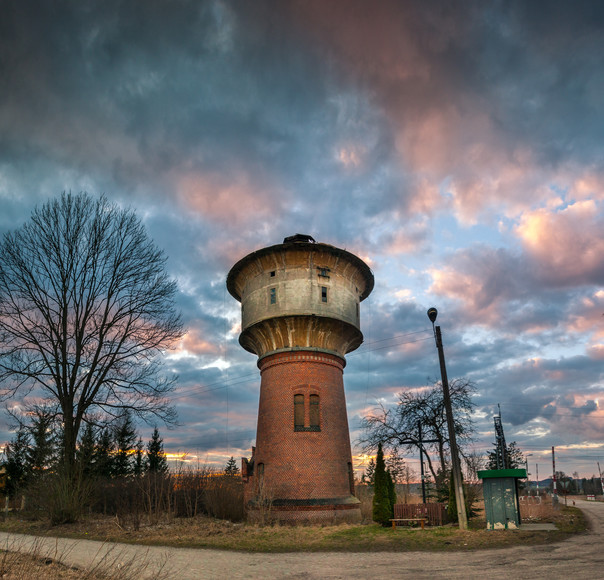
[427,308,468,530]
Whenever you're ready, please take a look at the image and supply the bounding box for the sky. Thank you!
[1,0,604,480]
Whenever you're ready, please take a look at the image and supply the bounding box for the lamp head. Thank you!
[427,307,438,323]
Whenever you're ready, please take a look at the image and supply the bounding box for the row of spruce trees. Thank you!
[3,410,168,500]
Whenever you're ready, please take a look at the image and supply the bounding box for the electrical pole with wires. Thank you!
[427,308,468,530]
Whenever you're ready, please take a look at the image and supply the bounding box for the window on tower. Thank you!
[294,393,321,432]
[294,394,304,430]
[321,286,328,303]
[270,287,277,304]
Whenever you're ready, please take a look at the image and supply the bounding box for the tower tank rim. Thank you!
[226,239,374,302]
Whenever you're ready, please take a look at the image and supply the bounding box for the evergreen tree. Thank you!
[113,412,137,477]
[93,427,114,479]
[224,456,240,476]
[486,441,524,470]
[386,450,406,484]
[372,443,392,525]
[133,437,145,476]
[146,427,169,474]
[386,469,397,512]
[75,423,96,479]
[26,409,56,479]
[363,457,376,486]
[4,426,31,498]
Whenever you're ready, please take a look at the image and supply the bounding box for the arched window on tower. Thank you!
[294,394,304,431]
[309,394,320,431]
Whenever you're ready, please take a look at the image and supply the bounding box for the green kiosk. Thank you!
[478,468,527,530]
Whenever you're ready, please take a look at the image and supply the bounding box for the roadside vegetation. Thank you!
[0,418,588,555]
[0,537,172,579]
[0,505,587,553]
[0,485,588,554]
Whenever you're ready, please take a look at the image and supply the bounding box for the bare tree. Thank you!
[360,378,476,485]
[0,193,184,476]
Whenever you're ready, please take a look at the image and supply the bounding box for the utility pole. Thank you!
[536,463,539,492]
[427,308,468,530]
[524,453,533,488]
[597,462,604,496]
[552,446,558,504]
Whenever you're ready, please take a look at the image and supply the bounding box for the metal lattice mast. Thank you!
[494,404,507,470]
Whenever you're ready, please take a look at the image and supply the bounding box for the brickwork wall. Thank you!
[250,351,358,509]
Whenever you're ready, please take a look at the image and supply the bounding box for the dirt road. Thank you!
[1,500,602,579]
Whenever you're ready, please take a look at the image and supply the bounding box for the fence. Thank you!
[393,503,449,526]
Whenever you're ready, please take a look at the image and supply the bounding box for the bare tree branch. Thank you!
[359,378,476,484]
[0,192,184,472]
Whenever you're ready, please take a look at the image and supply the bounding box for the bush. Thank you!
[8,461,247,527]
[355,483,374,522]
[204,476,244,521]
[31,472,93,525]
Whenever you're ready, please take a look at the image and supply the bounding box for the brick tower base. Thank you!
[242,351,361,524]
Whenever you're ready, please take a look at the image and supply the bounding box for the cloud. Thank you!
[2,1,604,474]
[428,245,531,326]
[516,201,604,287]
[176,170,282,227]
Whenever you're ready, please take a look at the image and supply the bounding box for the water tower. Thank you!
[227,234,374,523]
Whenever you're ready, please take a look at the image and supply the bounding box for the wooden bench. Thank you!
[390,518,427,530]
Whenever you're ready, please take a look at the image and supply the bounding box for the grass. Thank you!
[0,536,172,579]
[0,548,87,579]
[0,504,587,553]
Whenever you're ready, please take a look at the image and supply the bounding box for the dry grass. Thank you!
[0,503,587,553]
[0,533,173,579]
[0,542,171,579]
[0,549,87,579]
[519,497,559,521]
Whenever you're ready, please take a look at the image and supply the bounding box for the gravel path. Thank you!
[1,500,602,579]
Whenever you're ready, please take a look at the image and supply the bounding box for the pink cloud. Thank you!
[178,327,220,356]
[516,200,604,286]
[383,222,428,255]
[175,170,282,227]
[292,2,604,226]
[587,343,604,360]
[429,267,504,325]
[566,291,604,338]
[571,170,604,202]
[427,247,519,325]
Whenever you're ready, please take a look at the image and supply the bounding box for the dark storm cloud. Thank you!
[475,1,604,166]
[1,0,409,256]
[476,353,604,425]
